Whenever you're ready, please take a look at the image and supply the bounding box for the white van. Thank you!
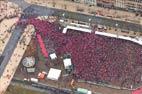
[30,78,38,83]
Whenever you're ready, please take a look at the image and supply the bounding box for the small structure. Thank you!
[27,67,35,73]
[22,56,36,73]
[49,53,57,60]
[30,78,38,83]
[38,71,47,79]
[63,58,72,69]
[62,25,91,34]
[22,56,35,68]
[75,88,92,94]
[47,68,61,81]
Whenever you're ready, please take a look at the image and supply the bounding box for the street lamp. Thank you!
[62,13,65,22]
[62,13,65,17]
[115,23,119,38]
[88,18,92,27]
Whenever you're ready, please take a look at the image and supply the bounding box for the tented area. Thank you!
[21,18,142,89]
[47,68,61,81]
[62,25,91,34]
[22,57,35,68]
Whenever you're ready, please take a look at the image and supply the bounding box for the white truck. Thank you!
[30,78,38,83]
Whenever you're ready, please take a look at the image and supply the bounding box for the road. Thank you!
[8,0,142,32]
[12,78,71,94]
[0,26,24,76]
[9,0,30,11]
[0,0,30,76]
[51,9,142,32]
[0,25,35,93]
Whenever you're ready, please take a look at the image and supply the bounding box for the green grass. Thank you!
[6,85,47,94]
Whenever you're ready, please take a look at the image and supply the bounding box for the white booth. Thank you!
[47,68,61,81]
[63,58,72,69]
[49,53,57,60]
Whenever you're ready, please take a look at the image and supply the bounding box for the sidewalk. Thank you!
[0,17,19,55]
[0,25,35,94]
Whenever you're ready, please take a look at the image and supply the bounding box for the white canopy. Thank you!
[27,67,35,73]
[63,58,72,69]
[62,24,91,34]
[47,68,61,81]
[22,57,35,68]
[87,91,92,94]
[49,53,57,60]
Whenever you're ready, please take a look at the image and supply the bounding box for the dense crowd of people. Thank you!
[24,18,142,88]
[0,1,21,21]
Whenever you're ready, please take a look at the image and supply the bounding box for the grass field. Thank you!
[6,85,47,94]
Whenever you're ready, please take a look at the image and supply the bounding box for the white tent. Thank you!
[27,67,35,73]
[62,24,91,34]
[49,53,57,60]
[47,68,61,81]
[87,91,92,94]
[22,57,35,68]
[63,58,72,69]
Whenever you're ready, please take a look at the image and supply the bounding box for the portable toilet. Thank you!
[76,88,92,94]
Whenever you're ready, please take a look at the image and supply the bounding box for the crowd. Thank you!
[23,18,142,88]
[0,1,21,21]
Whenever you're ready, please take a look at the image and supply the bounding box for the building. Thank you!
[67,0,142,13]
[97,0,142,13]
[22,56,35,68]
[66,0,97,5]
[115,0,142,12]
[115,0,126,8]
[125,0,142,12]
[97,0,115,8]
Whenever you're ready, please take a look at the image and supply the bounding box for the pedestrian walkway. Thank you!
[25,0,142,25]
[0,25,35,94]
[0,17,19,55]
[0,1,21,21]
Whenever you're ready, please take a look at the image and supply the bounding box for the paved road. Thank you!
[8,0,142,33]
[0,26,24,76]
[0,27,23,76]
[0,0,55,77]
[12,78,71,94]
[9,0,30,11]
[0,0,52,78]
[59,11,142,32]
[0,0,30,75]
